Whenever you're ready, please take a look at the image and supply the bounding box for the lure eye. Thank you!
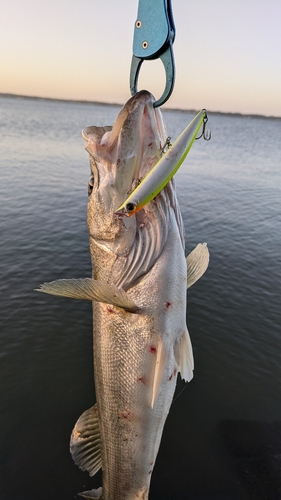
[88,176,95,195]
[126,202,136,214]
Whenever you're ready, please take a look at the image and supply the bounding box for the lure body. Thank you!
[115,109,206,216]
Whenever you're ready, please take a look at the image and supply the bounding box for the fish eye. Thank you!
[126,202,136,213]
[88,175,95,195]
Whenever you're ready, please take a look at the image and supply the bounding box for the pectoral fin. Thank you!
[186,242,210,289]
[36,278,137,312]
[70,404,102,478]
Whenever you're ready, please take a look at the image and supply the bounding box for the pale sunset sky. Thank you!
[1,0,281,117]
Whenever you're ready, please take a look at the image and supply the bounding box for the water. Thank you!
[0,95,281,500]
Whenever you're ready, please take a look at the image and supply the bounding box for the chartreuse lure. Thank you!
[115,109,208,217]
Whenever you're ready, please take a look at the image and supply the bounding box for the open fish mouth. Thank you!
[82,90,167,217]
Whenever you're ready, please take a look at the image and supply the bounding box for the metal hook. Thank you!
[195,110,211,141]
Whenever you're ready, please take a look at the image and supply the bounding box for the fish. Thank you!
[36,90,209,500]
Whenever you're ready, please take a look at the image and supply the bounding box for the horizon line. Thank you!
[1,92,280,121]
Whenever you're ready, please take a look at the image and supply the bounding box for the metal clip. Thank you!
[195,110,211,141]
[161,136,172,153]
[130,0,176,108]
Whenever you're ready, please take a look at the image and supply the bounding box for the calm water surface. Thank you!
[0,96,281,500]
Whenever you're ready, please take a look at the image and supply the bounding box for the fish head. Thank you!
[83,90,167,255]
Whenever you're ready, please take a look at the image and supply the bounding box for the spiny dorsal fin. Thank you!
[36,278,137,312]
[78,487,102,499]
[186,242,210,289]
[70,404,102,478]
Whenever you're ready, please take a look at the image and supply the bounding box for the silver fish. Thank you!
[37,90,209,500]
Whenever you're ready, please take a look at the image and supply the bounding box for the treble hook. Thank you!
[195,110,211,141]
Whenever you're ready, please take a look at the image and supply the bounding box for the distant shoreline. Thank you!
[1,92,280,121]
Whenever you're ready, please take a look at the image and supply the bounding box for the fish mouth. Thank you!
[83,90,167,212]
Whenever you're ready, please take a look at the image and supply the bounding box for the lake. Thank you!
[0,95,281,500]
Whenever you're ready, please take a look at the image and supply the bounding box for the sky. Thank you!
[1,0,281,117]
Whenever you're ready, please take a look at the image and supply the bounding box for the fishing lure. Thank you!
[115,109,209,217]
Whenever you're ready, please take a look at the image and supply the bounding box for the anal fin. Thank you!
[70,404,101,477]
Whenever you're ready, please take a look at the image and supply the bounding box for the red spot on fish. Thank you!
[120,410,132,420]
[148,470,152,475]
[148,142,153,147]
[116,158,120,164]
[137,375,146,384]
[168,368,177,381]
[149,346,157,354]
[107,306,115,314]
[165,301,172,309]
